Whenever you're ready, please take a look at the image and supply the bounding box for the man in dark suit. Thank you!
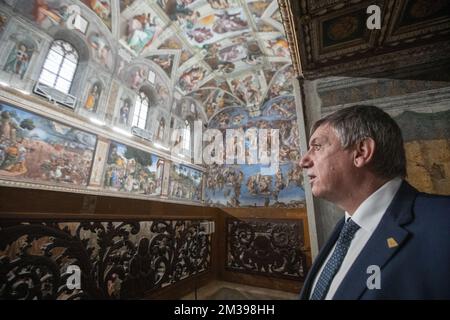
[299,105,450,299]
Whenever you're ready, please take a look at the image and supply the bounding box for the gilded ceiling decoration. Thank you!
[278,0,450,79]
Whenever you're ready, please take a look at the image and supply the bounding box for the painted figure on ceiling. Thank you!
[179,66,205,92]
[88,32,112,70]
[187,27,213,43]
[230,79,246,102]
[84,0,111,21]
[159,0,195,20]
[155,83,170,106]
[218,44,247,62]
[126,13,158,53]
[267,38,290,57]
[242,75,261,105]
[268,102,294,119]
[130,67,147,90]
[174,9,199,29]
[207,0,230,9]
[213,10,248,33]
[33,0,70,28]
[153,55,173,74]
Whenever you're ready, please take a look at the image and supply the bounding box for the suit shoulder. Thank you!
[413,192,450,219]
[415,191,450,205]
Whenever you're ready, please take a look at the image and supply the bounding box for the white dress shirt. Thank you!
[310,177,403,299]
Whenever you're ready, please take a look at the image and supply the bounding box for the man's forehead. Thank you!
[309,124,333,142]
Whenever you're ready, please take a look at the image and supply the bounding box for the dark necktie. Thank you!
[310,219,360,300]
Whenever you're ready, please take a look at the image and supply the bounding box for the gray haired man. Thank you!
[299,105,450,299]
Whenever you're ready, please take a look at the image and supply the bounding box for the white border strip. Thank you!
[293,78,319,259]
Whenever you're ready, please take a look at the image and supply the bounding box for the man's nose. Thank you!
[299,151,312,169]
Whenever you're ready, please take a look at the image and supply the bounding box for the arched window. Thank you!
[38,40,78,94]
[183,119,191,152]
[132,91,150,130]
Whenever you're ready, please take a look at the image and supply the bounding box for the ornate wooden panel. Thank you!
[226,218,309,281]
[0,219,211,299]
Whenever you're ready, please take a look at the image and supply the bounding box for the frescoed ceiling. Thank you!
[25,0,293,118]
[139,0,292,114]
[1,0,296,121]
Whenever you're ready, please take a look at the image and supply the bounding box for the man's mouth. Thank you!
[308,175,316,183]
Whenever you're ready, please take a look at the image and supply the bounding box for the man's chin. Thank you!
[311,185,328,199]
[311,187,321,198]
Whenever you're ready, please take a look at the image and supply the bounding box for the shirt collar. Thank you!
[345,178,403,233]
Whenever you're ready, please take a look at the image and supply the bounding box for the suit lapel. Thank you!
[299,217,345,299]
[332,181,417,299]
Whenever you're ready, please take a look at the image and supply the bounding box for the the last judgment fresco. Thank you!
[0,101,96,186]
[204,95,306,208]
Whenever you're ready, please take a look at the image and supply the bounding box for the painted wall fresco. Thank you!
[16,0,83,31]
[118,63,170,108]
[87,30,114,71]
[104,141,164,195]
[205,162,304,207]
[204,95,305,207]
[168,163,203,202]
[0,0,297,207]
[83,81,102,112]
[395,110,450,196]
[3,37,36,80]
[12,0,112,75]
[0,101,96,186]
[117,95,132,125]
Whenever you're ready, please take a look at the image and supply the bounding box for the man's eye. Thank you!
[312,145,321,151]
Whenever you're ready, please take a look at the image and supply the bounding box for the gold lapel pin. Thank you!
[387,237,398,248]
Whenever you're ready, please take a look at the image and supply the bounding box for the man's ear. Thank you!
[353,138,376,168]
